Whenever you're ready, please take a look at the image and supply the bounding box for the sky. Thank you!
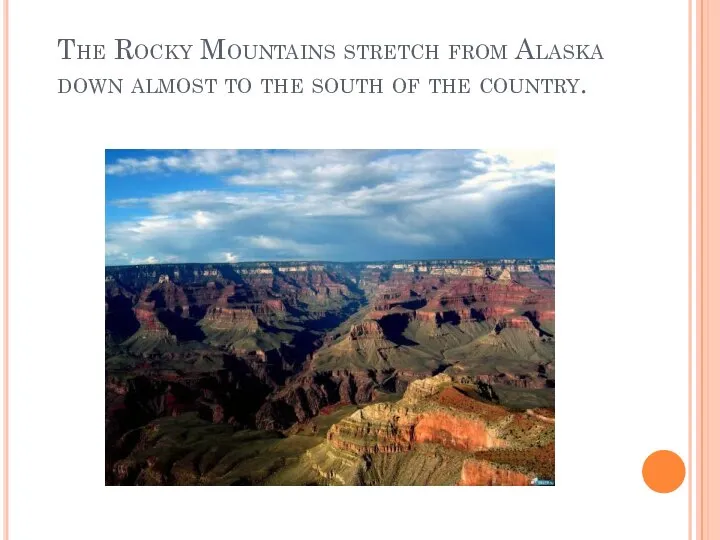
[105,149,555,265]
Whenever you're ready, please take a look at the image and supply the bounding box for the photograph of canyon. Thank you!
[105,149,555,486]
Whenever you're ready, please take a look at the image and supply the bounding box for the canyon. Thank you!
[105,258,555,485]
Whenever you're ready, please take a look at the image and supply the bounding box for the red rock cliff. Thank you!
[457,459,533,486]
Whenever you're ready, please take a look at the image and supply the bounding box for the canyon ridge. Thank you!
[105,258,555,486]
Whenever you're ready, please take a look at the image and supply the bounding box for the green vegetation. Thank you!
[476,443,555,480]
[492,386,555,410]
[115,405,363,486]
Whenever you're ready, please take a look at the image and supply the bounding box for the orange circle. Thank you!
[642,450,686,493]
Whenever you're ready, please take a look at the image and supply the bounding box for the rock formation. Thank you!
[457,459,533,486]
[304,374,554,485]
[105,259,554,485]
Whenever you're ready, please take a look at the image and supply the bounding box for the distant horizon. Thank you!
[106,149,555,265]
[105,255,555,268]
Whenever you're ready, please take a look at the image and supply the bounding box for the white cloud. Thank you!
[106,149,555,263]
[130,256,159,264]
[192,210,212,228]
[106,150,254,175]
[243,235,321,256]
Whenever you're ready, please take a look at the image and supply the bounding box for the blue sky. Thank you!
[105,149,555,265]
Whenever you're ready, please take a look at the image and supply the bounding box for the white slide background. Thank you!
[5,1,691,539]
